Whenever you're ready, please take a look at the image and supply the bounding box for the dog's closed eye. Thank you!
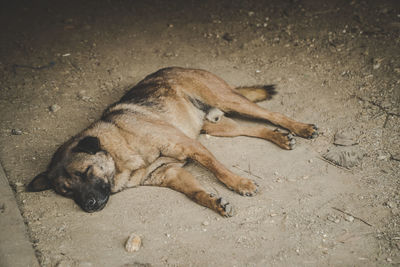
[60,185,73,197]
[74,166,92,179]
[74,171,85,178]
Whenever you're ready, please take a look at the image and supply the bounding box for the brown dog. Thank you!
[27,67,318,216]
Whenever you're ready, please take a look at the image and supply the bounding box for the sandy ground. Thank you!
[0,0,399,266]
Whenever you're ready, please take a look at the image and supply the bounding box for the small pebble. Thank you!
[344,215,354,222]
[125,233,141,252]
[222,33,234,42]
[50,104,61,113]
[385,201,395,209]
[11,129,22,135]
[202,221,210,226]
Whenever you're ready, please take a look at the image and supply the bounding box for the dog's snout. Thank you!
[74,180,110,213]
[85,196,97,211]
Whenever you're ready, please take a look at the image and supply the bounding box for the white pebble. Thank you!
[125,233,141,252]
[344,215,354,222]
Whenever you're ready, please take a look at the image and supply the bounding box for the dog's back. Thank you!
[103,67,274,139]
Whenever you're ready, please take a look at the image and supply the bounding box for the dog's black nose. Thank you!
[86,197,96,211]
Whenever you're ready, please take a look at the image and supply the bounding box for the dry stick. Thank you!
[383,114,390,128]
[389,153,400,162]
[317,156,353,172]
[332,207,374,227]
[232,164,264,179]
[354,95,400,128]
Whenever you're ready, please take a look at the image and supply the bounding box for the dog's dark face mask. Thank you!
[28,136,115,213]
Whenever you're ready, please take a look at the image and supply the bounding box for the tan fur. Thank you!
[235,87,271,102]
[28,67,317,216]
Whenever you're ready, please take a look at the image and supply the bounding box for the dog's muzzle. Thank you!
[74,179,111,213]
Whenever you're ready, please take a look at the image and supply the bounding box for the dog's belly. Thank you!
[159,97,205,139]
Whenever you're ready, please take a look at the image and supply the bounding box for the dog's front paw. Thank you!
[215,197,234,217]
[273,132,296,150]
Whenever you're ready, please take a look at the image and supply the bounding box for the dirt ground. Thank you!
[1,0,399,266]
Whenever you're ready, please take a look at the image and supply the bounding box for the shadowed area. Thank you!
[0,0,399,266]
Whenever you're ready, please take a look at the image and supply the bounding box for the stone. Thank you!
[125,233,141,252]
[323,146,364,168]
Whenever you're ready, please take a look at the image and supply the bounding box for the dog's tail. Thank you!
[235,85,277,103]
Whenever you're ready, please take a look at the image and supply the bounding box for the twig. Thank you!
[12,61,56,74]
[355,95,400,116]
[383,114,390,128]
[353,95,400,128]
[332,207,373,227]
[317,156,353,172]
[389,153,400,162]
[232,164,264,179]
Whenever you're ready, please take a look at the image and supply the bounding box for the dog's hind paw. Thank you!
[235,178,258,197]
[292,123,319,139]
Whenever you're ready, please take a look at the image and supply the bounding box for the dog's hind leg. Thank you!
[150,164,234,217]
[181,69,317,138]
[212,91,317,139]
[202,116,296,150]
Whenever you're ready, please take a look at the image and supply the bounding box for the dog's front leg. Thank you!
[160,139,258,196]
[148,164,234,217]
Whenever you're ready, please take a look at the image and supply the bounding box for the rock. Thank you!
[11,129,22,135]
[77,90,92,101]
[56,260,72,267]
[202,221,210,226]
[49,104,61,113]
[334,131,358,146]
[378,155,387,160]
[222,33,234,42]
[78,262,93,267]
[15,182,24,187]
[384,201,395,209]
[327,215,340,223]
[344,215,354,222]
[125,233,141,252]
[323,146,364,168]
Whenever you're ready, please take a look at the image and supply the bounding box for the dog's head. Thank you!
[27,136,115,213]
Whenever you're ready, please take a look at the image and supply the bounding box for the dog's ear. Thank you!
[27,172,51,192]
[72,136,101,155]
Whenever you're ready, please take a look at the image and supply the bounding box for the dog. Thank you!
[27,67,318,216]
